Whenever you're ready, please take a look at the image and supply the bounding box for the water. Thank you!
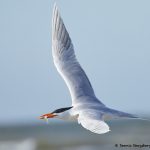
[0,120,150,150]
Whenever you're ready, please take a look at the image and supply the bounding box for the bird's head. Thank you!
[39,106,73,120]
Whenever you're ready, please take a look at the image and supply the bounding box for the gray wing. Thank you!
[78,111,110,134]
[52,4,103,106]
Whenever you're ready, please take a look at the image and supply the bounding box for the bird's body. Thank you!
[40,4,139,134]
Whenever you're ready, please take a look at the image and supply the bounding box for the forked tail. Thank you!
[103,107,149,121]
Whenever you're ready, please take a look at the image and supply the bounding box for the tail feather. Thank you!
[102,107,147,120]
[109,108,150,121]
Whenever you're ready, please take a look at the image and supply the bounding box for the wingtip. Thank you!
[52,2,59,35]
[52,2,60,25]
[53,2,59,15]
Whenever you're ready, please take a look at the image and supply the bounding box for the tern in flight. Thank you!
[40,4,139,134]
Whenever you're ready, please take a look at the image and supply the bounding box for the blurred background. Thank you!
[0,0,150,150]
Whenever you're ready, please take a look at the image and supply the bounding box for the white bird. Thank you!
[40,4,139,134]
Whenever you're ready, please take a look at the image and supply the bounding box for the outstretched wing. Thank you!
[52,4,103,106]
[78,111,110,134]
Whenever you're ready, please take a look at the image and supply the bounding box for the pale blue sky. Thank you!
[0,0,150,124]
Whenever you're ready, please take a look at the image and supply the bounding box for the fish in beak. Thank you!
[39,113,57,124]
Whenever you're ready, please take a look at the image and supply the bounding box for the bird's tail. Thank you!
[103,107,150,121]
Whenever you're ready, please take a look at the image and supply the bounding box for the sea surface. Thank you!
[0,120,150,150]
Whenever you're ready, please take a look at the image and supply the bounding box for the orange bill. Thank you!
[39,113,57,119]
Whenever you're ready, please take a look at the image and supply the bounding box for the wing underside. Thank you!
[52,5,101,105]
[78,111,110,134]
